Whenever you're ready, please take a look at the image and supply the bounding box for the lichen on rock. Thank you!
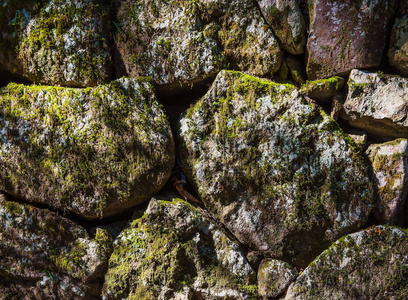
[388,1,408,76]
[102,194,257,300]
[0,193,112,299]
[0,77,174,219]
[179,70,374,267]
[0,0,113,87]
[285,225,408,299]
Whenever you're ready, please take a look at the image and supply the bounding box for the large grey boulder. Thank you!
[285,225,408,299]
[179,70,374,267]
[306,0,397,80]
[0,0,112,87]
[388,2,408,76]
[340,69,408,139]
[366,139,408,226]
[0,193,112,299]
[115,0,281,93]
[257,0,306,55]
[102,195,257,300]
[0,78,174,219]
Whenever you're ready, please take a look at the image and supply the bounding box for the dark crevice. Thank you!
[0,69,32,88]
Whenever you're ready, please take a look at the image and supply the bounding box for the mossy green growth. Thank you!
[0,78,174,218]
[301,76,345,101]
[102,197,257,299]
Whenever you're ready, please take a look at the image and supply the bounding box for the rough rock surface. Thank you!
[102,195,257,300]
[301,76,345,103]
[340,69,408,139]
[179,70,373,267]
[0,193,112,299]
[366,139,408,226]
[285,225,408,299]
[0,78,174,219]
[258,259,297,299]
[306,0,397,79]
[257,0,306,55]
[115,0,281,92]
[0,0,112,87]
[388,2,408,76]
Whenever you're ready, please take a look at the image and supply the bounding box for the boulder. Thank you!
[306,0,398,80]
[0,193,112,299]
[0,0,112,87]
[258,259,297,299]
[179,70,374,267]
[301,76,345,103]
[115,0,281,93]
[366,139,408,226]
[340,69,408,139]
[0,78,174,219]
[257,0,306,55]
[388,2,408,76]
[102,195,257,300]
[285,226,408,299]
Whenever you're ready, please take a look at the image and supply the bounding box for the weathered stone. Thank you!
[366,139,408,226]
[285,226,408,299]
[102,195,257,300]
[179,70,374,267]
[340,69,408,139]
[307,0,398,80]
[257,0,306,55]
[0,0,112,87]
[115,0,281,93]
[345,129,367,150]
[0,193,112,299]
[388,2,408,76]
[258,259,297,299]
[301,76,345,103]
[285,54,305,84]
[0,78,174,219]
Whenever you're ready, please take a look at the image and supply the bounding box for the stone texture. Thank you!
[257,0,306,55]
[285,226,408,299]
[286,54,305,84]
[179,70,374,267]
[366,139,408,226]
[0,193,112,299]
[0,78,174,219]
[0,0,112,87]
[102,195,257,300]
[258,259,297,299]
[301,76,345,103]
[115,0,281,93]
[388,1,408,76]
[340,69,408,139]
[306,0,398,80]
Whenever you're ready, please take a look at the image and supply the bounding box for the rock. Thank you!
[285,54,306,85]
[115,0,281,93]
[388,2,408,76]
[366,139,408,226]
[330,92,344,121]
[179,70,374,267]
[257,0,306,55]
[102,195,257,300]
[0,78,174,219]
[285,225,408,299]
[301,76,345,103]
[306,0,398,80]
[345,129,367,150]
[0,193,112,299]
[340,69,408,140]
[0,0,112,87]
[258,259,297,299]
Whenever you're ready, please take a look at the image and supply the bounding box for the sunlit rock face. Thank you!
[0,0,113,87]
[0,78,174,219]
[179,70,373,267]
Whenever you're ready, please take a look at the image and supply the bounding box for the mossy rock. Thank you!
[115,0,281,93]
[102,194,257,299]
[0,0,112,87]
[286,225,408,299]
[0,77,174,219]
[0,193,113,299]
[179,70,374,267]
[301,76,345,103]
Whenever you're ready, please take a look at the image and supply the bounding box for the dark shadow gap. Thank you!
[0,69,32,88]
